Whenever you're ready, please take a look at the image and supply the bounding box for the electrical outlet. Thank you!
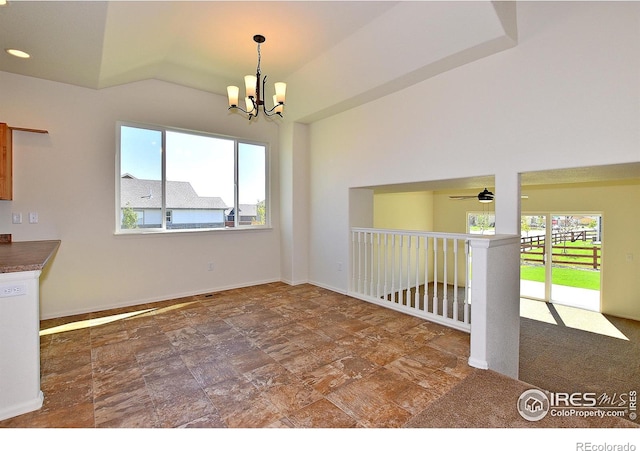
[337,262,343,272]
[0,283,27,297]
[29,212,38,224]
[207,262,215,271]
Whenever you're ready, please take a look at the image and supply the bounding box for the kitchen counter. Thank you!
[0,239,60,421]
[0,240,60,273]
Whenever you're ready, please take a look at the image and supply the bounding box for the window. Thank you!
[467,212,495,235]
[116,122,268,233]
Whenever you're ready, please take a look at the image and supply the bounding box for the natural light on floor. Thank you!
[520,298,629,340]
[39,301,198,336]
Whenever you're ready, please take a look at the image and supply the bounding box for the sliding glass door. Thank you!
[520,215,547,300]
[521,213,602,312]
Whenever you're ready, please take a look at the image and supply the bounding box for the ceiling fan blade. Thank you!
[449,195,478,200]
[449,191,529,200]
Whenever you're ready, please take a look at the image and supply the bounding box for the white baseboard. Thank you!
[467,357,489,370]
[307,280,347,295]
[41,278,282,320]
[0,391,43,422]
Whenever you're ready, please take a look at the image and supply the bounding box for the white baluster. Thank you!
[424,236,429,312]
[433,237,439,315]
[414,235,421,310]
[443,238,448,319]
[405,235,411,306]
[364,232,369,296]
[369,232,375,296]
[383,233,389,300]
[391,234,396,303]
[453,238,459,322]
[376,233,381,299]
[398,235,403,304]
[351,231,357,292]
[357,231,363,294]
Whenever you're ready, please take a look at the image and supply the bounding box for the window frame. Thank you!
[115,121,270,234]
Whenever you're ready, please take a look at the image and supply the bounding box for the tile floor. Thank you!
[0,282,474,428]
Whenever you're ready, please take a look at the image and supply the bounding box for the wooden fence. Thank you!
[520,229,600,269]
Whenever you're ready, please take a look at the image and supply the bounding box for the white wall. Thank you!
[1,74,281,319]
[307,3,640,295]
[2,2,639,321]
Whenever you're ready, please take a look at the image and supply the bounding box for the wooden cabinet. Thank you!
[0,123,12,200]
[0,123,48,200]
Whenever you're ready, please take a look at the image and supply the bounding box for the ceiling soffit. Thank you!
[0,1,516,122]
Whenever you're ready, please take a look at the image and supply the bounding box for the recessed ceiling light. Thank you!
[6,49,30,58]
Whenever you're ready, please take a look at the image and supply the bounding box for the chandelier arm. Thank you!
[263,104,283,116]
[228,105,251,114]
[261,74,284,116]
[228,95,258,117]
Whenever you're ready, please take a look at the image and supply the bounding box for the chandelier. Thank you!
[227,35,286,120]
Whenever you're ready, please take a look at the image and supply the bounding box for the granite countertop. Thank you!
[0,240,61,273]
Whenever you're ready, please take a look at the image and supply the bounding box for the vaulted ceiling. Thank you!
[3,1,637,187]
[0,1,517,123]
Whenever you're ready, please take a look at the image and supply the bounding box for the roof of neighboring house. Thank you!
[227,204,258,217]
[121,176,228,210]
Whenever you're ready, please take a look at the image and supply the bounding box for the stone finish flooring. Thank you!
[0,283,474,428]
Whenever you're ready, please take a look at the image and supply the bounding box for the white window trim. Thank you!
[115,121,271,235]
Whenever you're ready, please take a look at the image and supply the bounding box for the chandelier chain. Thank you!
[256,41,262,76]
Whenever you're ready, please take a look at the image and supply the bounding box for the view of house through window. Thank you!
[117,123,267,232]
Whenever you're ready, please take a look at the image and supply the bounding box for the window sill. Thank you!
[114,225,272,237]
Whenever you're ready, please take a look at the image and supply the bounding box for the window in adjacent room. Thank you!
[467,211,495,235]
[116,122,268,233]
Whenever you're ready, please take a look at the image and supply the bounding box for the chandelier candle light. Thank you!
[227,35,286,120]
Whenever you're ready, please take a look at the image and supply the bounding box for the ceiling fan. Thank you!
[449,188,528,203]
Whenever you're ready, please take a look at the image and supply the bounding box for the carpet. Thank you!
[404,369,638,428]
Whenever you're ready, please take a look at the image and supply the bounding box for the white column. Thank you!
[468,235,521,379]
[494,172,521,236]
[279,122,310,285]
